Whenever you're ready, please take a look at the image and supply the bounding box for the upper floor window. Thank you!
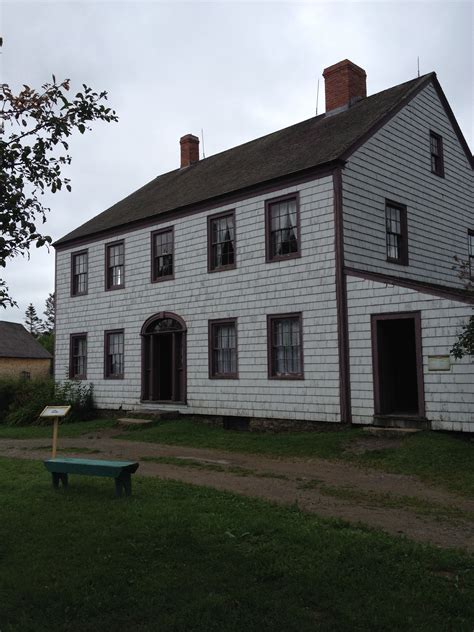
[71,251,88,296]
[209,319,238,378]
[105,330,124,379]
[430,131,444,177]
[385,201,408,265]
[266,194,300,262]
[152,228,174,281]
[267,313,303,379]
[208,211,236,272]
[469,230,474,280]
[106,241,125,290]
[70,333,87,379]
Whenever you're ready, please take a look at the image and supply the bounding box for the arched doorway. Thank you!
[141,312,186,403]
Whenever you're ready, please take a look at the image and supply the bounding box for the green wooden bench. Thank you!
[44,458,139,497]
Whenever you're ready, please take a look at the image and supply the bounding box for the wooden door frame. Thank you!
[140,312,187,404]
[370,311,425,418]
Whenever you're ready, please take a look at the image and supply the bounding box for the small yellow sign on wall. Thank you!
[428,356,451,372]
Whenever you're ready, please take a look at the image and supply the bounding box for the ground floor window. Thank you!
[267,313,303,379]
[209,319,238,378]
[69,333,87,379]
[105,330,124,378]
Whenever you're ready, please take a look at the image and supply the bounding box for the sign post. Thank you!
[39,406,72,458]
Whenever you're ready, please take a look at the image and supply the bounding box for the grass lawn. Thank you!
[0,457,473,632]
[0,419,115,440]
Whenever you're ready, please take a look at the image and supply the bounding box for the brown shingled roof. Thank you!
[56,74,434,247]
[0,322,52,359]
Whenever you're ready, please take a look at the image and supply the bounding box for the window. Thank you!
[152,228,174,281]
[385,201,408,265]
[267,314,303,379]
[106,241,125,290]
[430,131,444,177]
[20,371,31,380]
[208,211,236,271]
[469,231,474,280]
[209,319,238,378]
[70,334,87,379]
[71,251,88,296]
[105,330,124,379]
[266,194,300,262]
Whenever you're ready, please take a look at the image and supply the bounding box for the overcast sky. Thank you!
[2,0,473,324]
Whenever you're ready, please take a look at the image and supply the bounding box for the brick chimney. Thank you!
[180,134,200,167]
[323,60,367,113]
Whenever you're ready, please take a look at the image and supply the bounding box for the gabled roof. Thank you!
[56,71,466,248]
[0,322,52,359]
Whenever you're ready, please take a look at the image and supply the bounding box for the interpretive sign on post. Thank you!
[39,406,72,457]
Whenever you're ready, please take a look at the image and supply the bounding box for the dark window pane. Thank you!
[385,203,406,263]
[72,253,88,295]
[153,230,173,279]
[71,335,87,378]
[270,316,302,377]
[211,321,237,376]
[269,198,298,259]
[107,243,124,288]
[210,214,235,270]
[106,331,124,377]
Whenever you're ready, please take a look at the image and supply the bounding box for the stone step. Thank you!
[117,417,156,428]
[363,426,422,438]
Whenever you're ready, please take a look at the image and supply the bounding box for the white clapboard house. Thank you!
[54,60,474,432]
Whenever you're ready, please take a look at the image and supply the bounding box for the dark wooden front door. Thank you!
[142,314,186,403]
[371,312,425,418]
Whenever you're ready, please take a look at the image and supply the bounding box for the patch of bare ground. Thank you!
[1,430,473,552]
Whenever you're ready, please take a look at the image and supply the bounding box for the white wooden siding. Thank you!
[55,176,341,421]
[343,82,473,287]
[347,275,474,432]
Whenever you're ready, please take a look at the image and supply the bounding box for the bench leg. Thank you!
[115,473,132,497]
[52,472,68,489]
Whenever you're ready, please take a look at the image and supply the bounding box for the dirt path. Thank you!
[1,429,473,552]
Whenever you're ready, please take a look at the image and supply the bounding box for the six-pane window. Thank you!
[268,314,303,379]
[469,231,474,280]
[105,330,124,378]
[106,242,125,289]
[430,131,444,177]
[71,251,88,296]
[152,228,174,281]
[208,212,235,271]
[70,334,87,379]
[209,319,238,378]
[385,201,408,265]
[266,195,299,261]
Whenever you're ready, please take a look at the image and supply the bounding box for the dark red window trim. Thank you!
[429,130,445,178]
[151,227,174,282]
[267,312,304,380]
[105,240,125,291]
[207,210,236,273]
[468,229,474,281]
[265,192,301,263]
[104,329,125,379]
[208,318,238,379]
[385,199,409,266]
[70,250,88,297]
[370,311,425,419]
[69,333,87,379]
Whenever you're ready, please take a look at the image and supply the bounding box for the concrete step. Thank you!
[117,418,156,428]
[363,426,422,438]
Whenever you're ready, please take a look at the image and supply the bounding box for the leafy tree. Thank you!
[24,303,42,337]
[1,72,118,307]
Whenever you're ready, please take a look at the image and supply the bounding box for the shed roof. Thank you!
[0,322,52,359]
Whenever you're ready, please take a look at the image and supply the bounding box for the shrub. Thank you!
[0,378,94,425]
